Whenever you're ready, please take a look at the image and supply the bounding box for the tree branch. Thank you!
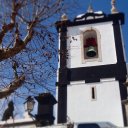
[0,0,22,44]
[0,23,15,45]
[0,25,34,61]
[0,75,25,99]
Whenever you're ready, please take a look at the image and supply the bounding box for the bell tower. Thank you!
[55,2,127,127]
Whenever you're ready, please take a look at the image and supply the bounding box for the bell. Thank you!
[86,46,97,57]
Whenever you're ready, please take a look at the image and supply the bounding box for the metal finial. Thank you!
[61,13,68,21]
[87,0,94,13]
[111,0,118,14]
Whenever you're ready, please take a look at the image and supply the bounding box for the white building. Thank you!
[56,6,127,128]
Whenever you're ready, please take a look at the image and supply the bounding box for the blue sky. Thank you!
[66,0,128,61]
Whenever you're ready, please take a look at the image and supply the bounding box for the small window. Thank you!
[91,87,96,100]
[83,30,98,59]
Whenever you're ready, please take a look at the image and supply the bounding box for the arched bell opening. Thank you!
[83,30,98,59]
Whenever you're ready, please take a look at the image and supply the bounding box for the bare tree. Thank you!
[0,0,65,99]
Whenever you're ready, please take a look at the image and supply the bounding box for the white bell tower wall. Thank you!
[55,12,127,127]
[67,80,124,127]
[67,21,117,68]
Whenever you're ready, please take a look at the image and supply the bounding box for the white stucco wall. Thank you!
[0,118,36,128]
[67,80,124,127]
[66,21,117,68]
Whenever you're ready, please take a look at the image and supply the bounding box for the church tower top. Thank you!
[87,1,94,13]
[56,0,124,32]
[111,0,118,14]
[61,13,68,21]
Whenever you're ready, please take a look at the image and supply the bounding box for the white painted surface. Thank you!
[55,87,59,124]
[66,21,117,68]
[0,118,35,128]
[67,80,124,127]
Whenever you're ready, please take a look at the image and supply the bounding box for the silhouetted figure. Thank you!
[2,101,14,121]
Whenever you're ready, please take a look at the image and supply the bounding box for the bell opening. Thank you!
[83,30,99,59]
